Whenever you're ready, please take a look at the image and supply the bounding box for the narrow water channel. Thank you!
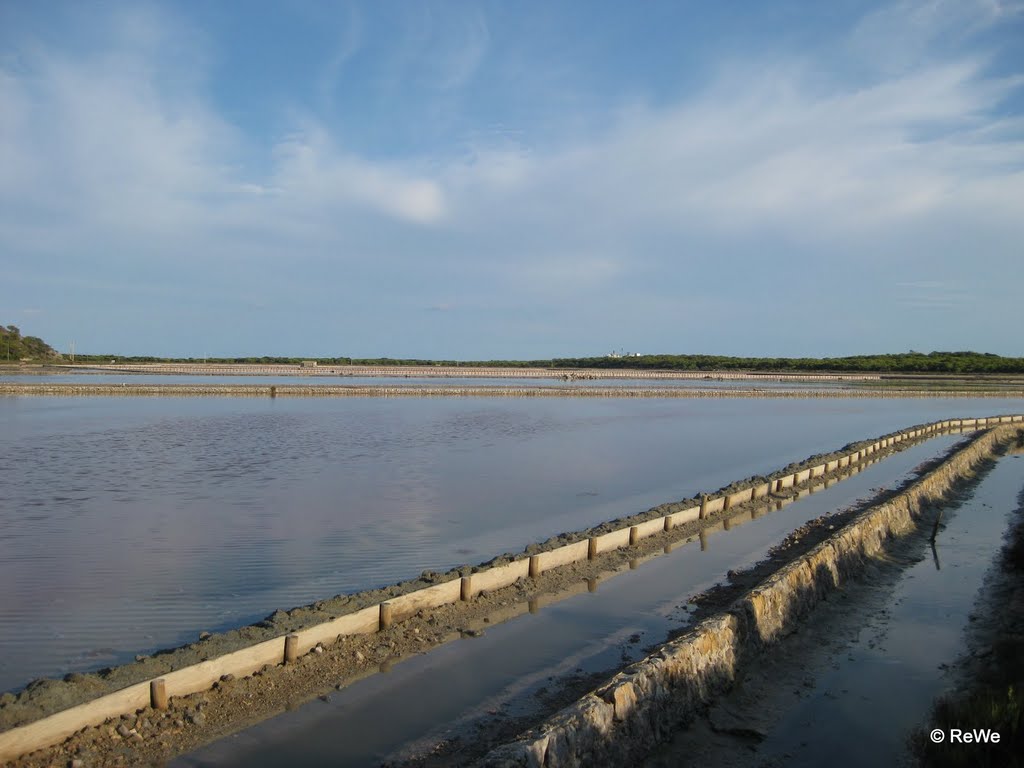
[747,454,1023,767]
[175,436,966,767]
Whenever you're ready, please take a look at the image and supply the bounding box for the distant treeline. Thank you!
[62,351,1024,374]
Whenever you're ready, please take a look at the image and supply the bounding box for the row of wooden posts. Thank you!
[138,414,1019,709]
[5,415,1023,764]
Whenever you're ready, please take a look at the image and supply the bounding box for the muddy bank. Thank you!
[911,482,1024,766]
[0,419,960,732]
[0,422,1015,765]
[3,382,1024,398]
[477,425,1022,767]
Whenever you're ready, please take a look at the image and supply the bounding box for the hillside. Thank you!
[0,325,60,362]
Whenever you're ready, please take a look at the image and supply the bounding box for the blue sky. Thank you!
[2,0,1022,359]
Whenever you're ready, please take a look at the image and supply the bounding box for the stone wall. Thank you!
[478,425,1021,767]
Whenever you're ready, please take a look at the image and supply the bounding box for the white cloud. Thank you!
[1,1,1021,355]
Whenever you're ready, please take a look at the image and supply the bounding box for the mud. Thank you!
[2,425,1000,766]
[0,422,951,734]
[476,426,1022,767]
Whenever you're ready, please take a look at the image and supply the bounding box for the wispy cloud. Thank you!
[0,0,1021,356]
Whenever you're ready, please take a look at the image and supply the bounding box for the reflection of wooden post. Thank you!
[460,576,473,601]
[588,537,598,560]
[629,526,639,546]
[723,516,731,531]
[284,634,298,663]
[629,558,638,570]
[587,578,598,592]
[379,603,394,629]
[699,530,707,551]
[150,678,168,710]
[529,598,538,614]
[699,495,708,520]
[529,555,540,578]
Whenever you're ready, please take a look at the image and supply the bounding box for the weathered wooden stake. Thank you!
[930,509,943,543]
[699,495,708,520]
[629,526,639,546]
[588,536,598,560]
[664,515,674,532]
[284,634,298,664]
[379,602,394,630]
[150,678,168,710]
[528,555,541,578]
[460,575,473,601]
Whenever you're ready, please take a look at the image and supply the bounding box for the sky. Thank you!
[1,0,1022,359]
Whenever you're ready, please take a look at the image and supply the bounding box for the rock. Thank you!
[134,654,147,662]
[354,651,365,662]
[220,673,235,682]
[115,724,131,738]
[312,645,324,654]
[198,631,212,641]
[187,711,206,727]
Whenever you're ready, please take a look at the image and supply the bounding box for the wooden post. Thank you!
[699,495,708,520]
[150,678,168,710]
[529,555,541,578]
[284,634,298,664]
[379,602,394,630]
[629,526,639,546]
[664,515,674,532]
[723,494,732,512]
[588,536,598,560]
[460,576,473,601]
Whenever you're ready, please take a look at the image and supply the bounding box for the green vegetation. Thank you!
[5,322,1022,374]
[69,351,1024,374]
[0,325,59,362]
[914,686,1022,767]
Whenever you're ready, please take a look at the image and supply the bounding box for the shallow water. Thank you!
[0,395,1020,693]
[0,372,845,389]
[175,437,963,767]
[753,455,1023,766]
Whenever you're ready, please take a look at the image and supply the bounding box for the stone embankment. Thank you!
[0,416,1020,764]
[477,423,1023,768]
[4,382,1024,398]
